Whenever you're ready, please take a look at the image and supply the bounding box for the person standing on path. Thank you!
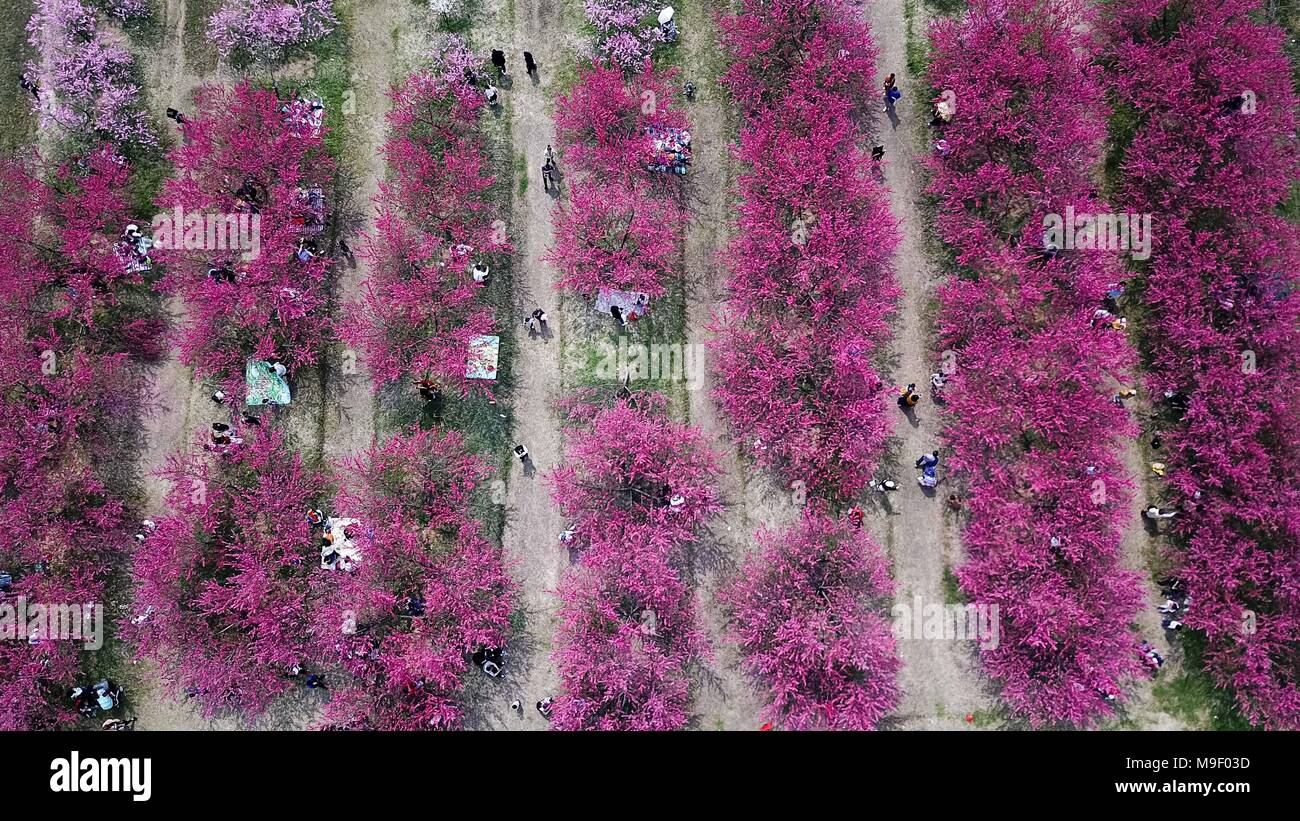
[882,72,896,112]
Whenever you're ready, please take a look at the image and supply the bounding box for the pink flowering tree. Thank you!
[1106,0,1300,728]
[313,427,515,730]
[548,180,682,297]
[550,526,707,730]
[554,64,687,182]
[549,392,724,551]
[927,0,1147,726]
[546,392,722,729]
[156,81,334,401]
[583,0,667,69]
[26,0,156,147]
[126,428,329,720]
[721,511,900,730]
[93,0,149,20]
[341,58,507,395]
[549,64,689,299]
[719,0,878,118]
[206,0,337,63]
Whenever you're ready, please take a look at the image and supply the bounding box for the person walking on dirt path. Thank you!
[536,697,553,718]
[882,73,896,112]
[916,452,940,488]
[492,50,507,78]
[531,308,548,329]
[542,158,556,192]
[514,444,530,465]
[872,144,885,162]
[898,383,920,409]
[524,52,537,78]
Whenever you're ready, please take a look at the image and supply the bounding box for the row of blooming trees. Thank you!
[542,19,725,728]
[320,43,515,729]
[341,38,508,398]
[157,81,335,402]
[546,391,722,729]
[317,429,514,729]
[711,0,900,503]
[710,0,902,730]
[207,0,338,63]
[1105,0,1300,729]
[25,0,156,147]
[0,148,152,728]
[548,63,688,298]
[927,0,1146,727]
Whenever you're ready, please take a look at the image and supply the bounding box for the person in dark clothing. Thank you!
[524,51,537,78]
[491,49,507,77]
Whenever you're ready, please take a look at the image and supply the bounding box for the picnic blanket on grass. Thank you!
[595,288,651,321]
[466,335,500,380]
[245,359,291,406]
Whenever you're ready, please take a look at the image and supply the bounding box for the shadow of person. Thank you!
[886,99,901,130]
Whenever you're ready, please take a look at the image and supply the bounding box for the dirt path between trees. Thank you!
[863,0,991,729]
[465,0,569,730]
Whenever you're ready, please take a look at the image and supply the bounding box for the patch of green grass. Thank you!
[904,0,931,79]
[183,0,222,74]
[1282,179,1300,225]
[1152,631,1254,731]
[0,0,37,156]
[923,0,967,14]
[941,567,964,605]
[967,707,1004,728]
[515,152,529,196]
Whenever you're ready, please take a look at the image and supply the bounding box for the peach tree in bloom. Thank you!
[156,81,335,402]
[206,0,337,63]
[313,428,514,730]
[721,511,900,730]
